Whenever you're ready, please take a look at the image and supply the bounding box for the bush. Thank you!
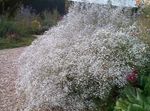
[16,4,149,111]
[115,49,150,111]
[41,9,60,30]
[112,6,150,111]
[0,19,16,38]
[0,6,61,39]
[15,6,61,34]
[0,17,35,39]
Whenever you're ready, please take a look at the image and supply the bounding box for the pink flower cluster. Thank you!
[127,69,138,83]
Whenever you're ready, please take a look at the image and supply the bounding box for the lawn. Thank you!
[0,36,36,50]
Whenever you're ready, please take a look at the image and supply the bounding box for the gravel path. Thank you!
[0,47,26,111]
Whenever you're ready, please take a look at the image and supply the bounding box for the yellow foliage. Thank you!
[31,20,41,30]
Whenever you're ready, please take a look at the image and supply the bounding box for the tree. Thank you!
[0,0,26,16]
[23,0,66,15]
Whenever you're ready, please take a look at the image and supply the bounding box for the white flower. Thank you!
[16,3,148,111]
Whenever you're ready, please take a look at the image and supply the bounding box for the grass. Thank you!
[0,36,36,50]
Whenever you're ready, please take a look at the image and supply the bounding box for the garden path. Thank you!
[0,47,25,111]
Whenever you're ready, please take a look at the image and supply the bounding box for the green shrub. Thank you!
[0,18,31,39]
[115,86,150,111]
[0,7,61,49]
[41,9,60,30]
[0,19,17,38]
[0,17,37,49]
[115,53,150,111]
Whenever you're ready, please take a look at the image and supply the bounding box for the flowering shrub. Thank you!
[115,55,150,111]
[16,3,149,111]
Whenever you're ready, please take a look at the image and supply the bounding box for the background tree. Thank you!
[0,0,26,16]
[0,0,69,17]
[23,0,66,15]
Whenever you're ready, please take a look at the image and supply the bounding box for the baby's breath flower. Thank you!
[16,3,148,111]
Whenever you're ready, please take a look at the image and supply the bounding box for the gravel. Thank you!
[0,47,26,111]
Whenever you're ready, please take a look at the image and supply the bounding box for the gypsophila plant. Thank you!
[115,50,150,111]
[16,3,149,111]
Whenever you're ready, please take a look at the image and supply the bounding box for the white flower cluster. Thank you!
[16,3,148,111]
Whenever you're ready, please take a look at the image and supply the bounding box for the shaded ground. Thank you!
[0,47,25,111]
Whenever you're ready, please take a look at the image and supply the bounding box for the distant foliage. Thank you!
[17,3,149,111]
[0,18,26,39]
[115,52,150,111]
[0,0,26,16]
[0,0,67,17]
[23,0,66,15]
[0,6,61,38]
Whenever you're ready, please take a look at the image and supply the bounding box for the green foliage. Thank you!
[0,18,37,49]
[0,36,35,50]
[115,55,150,111]
[0,0,26,17]
[0,0,68,18]
[0,19,15,37]
[0,18,30,39]
[115,87,150,111]
[141,6,150,18]
[40,9,60,31]
[23,0,66,15]
[0,5,61,49]
[99,87,120,111]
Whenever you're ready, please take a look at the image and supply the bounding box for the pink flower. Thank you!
[127,69,138,83]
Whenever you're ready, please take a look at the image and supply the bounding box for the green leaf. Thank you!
[128,104,144,111]
[146,97,150,105]
[144,102,150,111]
[136,89,144,105]
[124,87,137,103]
[144,79,150,95]
[115,98,129,111]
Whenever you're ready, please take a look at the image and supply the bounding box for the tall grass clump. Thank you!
[16,3,149,111]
